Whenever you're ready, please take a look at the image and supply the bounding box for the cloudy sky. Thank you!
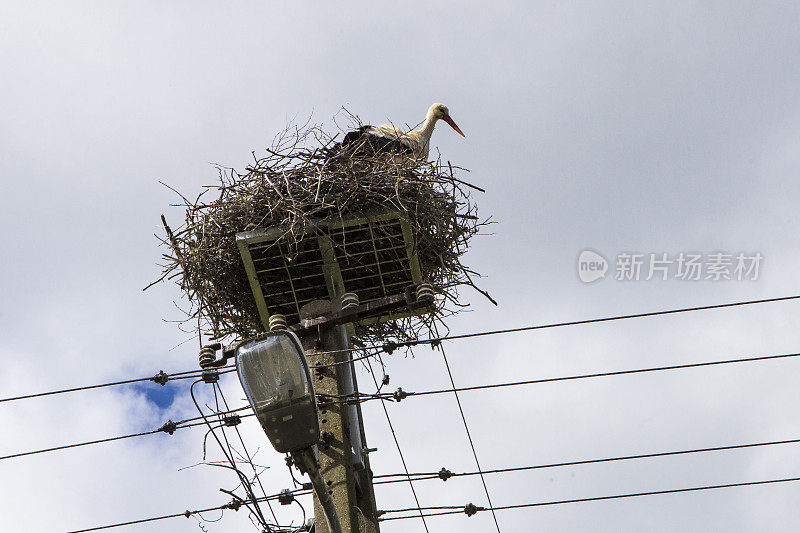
[3,1,800,532]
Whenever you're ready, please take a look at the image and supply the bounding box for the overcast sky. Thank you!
[3,2,800,532]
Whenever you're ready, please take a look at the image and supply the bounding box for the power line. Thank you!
[68,506,222,533]
[378,476,800,521]
[67,486,313,533]
[166,296,800,369]
[0,427,188,462]
[365,357,430,533]
[0,407,252,462]
[11,294,798,406]
[66,433,800,531]
[435,340,501,532]
[404,350,800,398]
[385,294,800,351]
[213,382,280,525]
[308,294,800,360]
[189,379,270,531]
[328,350,800,407]
[373,435,800,483]
[313,347,385,369]
[0,367,236,405]
[14,293,800,525]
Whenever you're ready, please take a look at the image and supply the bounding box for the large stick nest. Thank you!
[151,120,492,346]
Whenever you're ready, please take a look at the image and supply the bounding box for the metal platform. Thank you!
[236,211,432,330]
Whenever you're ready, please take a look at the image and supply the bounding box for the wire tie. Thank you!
[316,397,331,408]
[202,369,219,383]
[278,489,295,505]
[223,414,241,426]
[159,420,178,435]
[438,467,454,481]
[151,370,169,386]
[464,503,482,516]
[382,341,398,354]
[392,387,408,402]
[226,499,242,511]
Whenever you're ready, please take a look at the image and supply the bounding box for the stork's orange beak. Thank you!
[443,114,466,137]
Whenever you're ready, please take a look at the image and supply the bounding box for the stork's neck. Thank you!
[414,112,439,143]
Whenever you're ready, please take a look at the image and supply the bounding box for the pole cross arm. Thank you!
[210,283,433,371]
[289,283,428,335]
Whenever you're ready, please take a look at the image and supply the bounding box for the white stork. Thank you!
[340,103,465,160]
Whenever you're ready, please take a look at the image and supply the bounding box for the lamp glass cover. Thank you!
[236,332,310,410]
[236,331,320,453]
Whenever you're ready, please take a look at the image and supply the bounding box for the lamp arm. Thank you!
[292,447,342,533]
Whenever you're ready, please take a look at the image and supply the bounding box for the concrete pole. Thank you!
[298,300,379,533]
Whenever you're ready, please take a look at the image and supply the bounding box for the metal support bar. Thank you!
[292,447,342,533]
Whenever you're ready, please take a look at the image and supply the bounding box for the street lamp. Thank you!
[235,330,342,533]
[235,331,319,453]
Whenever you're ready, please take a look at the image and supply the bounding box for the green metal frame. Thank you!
[236,210,432,331]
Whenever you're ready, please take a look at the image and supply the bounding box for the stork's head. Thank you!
[429,103,465,137]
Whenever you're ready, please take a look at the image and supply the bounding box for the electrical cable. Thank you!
[404,350,800,398]
[210,385,241,467]
[66,486,313,533]
[209,392,280,531]
[293,498,307,529]
[378,475,800,521]
[189,379,271,531]
[0,427,173,462]
[213,381,281,525]
[320,349,800,408]
[0,408,253,462]
[372,435,800,483]
[434,336,501,532]
[14,331,744,460]
[9,294,798,406]
[386,294,800,351]
[54,427,800,528]
[67,505,226,532]
[0,367,236,405]
[67,455,800,530]
[297,294,800,362]
[364,357,430,533]
[24,293,800,530]
[312,347,384,369]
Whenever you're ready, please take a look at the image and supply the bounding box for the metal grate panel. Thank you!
[237,211,430,330]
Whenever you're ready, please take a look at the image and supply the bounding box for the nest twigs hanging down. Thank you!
[150,121,492,346]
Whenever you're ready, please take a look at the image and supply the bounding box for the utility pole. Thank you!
[224,284,430,532]
[299,300,380,533]
[234,213,435,532]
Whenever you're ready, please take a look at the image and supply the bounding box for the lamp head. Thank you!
[236,331,320,453]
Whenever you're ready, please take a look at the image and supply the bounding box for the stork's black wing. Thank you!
[336,126,414,156]
[342,126,374,146]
